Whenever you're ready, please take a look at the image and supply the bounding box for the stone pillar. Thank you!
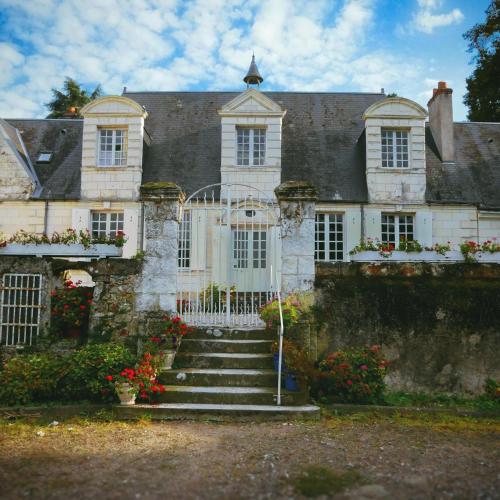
[135,182,184,314]
[275,181,318,294]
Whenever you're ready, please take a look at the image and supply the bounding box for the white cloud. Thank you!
[0,0,428,117]
[411,0,464,34]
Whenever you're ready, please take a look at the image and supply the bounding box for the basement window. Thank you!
[37,152,53,163]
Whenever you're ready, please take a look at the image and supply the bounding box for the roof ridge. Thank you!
[123,90,385,96]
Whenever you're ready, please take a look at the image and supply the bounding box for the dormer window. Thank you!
[381,129,409,168]
[237,127,266,166]
[98,128,127,166]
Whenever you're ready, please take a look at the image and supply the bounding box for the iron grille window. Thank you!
[91,212,124,239]
[98,128,127,166]
[315,213,344,262]
[381,129,409,168]
[0,274,42,345]
[233,230,249,268]
[236,127,266,166]
[178,210,191,268]
[381,214,414,244]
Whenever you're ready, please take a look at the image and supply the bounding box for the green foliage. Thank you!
[292,466,363,497]
[484,378,500,400]
[46,77,102,118]
[0,354,70,406]
[0,344,136,406]
[312,346,388,404]
[270,338,314,382]
[61,343,136,402]
[260,295,303,330]
[463,1,500,122]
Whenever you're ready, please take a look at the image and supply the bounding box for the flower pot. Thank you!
[273,353,286,372]
[284,372,300,392]
[161,349,177,370]
[115,383,136,405]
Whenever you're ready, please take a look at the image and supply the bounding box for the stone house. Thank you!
[1,58,499,334]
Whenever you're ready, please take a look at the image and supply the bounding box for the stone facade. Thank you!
[276,181,318,293]
[134,183,183,315]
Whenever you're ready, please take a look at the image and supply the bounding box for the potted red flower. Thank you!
[107,368,139,405]
[143,313,190,370]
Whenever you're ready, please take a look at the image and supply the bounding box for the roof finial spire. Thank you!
[243,53,263,88]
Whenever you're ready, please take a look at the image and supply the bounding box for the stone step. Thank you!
[156,385,308,405]
[180,338,273,354]
[160,368,277,387]
[187,328,273,341]
[175,352,274,370]
[115,403,320,421]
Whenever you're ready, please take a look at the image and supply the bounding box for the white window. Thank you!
[232,230,267,269]
[91,212,124,239]
[178,210,191,268]
[381,214,414,244]
[315,213,344,261]
[381,129,409,168]
[37,152,53,163]
[0,273,42,346]
[237,127,266,166]
[98,128,127,166]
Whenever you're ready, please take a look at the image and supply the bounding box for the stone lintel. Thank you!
[140,182,185,203]
[275,181,318,201]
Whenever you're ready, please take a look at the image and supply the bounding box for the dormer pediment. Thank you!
[363,97,427,120]
[81,96,147,118]
[219,89,285,117]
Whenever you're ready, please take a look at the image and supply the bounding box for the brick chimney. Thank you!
[427,81,454,162]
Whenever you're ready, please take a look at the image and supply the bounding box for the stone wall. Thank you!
[0,256,142,345]
[313,262,500,395]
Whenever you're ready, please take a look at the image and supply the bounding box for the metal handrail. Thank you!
[275,282,285,406]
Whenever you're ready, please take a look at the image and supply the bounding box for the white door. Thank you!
[232,229,269,292]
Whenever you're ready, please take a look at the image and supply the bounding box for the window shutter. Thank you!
[71,209,90,233]
[123,208,139,258]
[344,208,362,258]
[364,209,382,241]
[190,209,207,270]
[212,225,230,283]
[415,211,433,247]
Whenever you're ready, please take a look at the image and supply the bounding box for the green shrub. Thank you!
[311,345,388,404]
[0,353,70,406]
[61,343,136,402]
[484,379,500,401]
[0,343,136,406]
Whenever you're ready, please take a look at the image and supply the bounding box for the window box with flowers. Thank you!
[0,229,125,257]
[349,239,462,262]
[460,239,500,263]
[141,313,191,370]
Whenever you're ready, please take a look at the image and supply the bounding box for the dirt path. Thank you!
[0,412,498,499]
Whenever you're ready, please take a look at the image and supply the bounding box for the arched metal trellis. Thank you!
[177,183,281,326]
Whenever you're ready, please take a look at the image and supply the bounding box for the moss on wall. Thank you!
[314,263,500,395]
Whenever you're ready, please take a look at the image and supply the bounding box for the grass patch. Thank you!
[292,465,364,497]
[384,391,500,412]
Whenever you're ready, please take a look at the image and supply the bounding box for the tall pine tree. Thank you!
[46,77,102,118]
[463,1,499,122]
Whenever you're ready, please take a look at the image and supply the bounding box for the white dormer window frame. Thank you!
[97,128,127,167]
[236,126,266,166]
[381,128,410,168]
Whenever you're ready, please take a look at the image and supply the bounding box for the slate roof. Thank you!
[5,92,500,208]
[5,119,83,199]
[126,91,382,202]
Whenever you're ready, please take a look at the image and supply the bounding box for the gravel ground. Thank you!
[0,411,498,499]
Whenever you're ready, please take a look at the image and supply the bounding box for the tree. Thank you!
[463,1,500,122]
[46,77,102,118]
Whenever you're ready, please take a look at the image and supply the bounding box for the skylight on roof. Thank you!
[37,152,53,163]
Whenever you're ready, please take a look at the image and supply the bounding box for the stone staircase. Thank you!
[116,328,320,421]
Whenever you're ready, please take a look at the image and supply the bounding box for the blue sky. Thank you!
[0,0,491,120]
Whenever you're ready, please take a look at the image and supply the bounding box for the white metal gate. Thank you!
[177,183,281,326]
